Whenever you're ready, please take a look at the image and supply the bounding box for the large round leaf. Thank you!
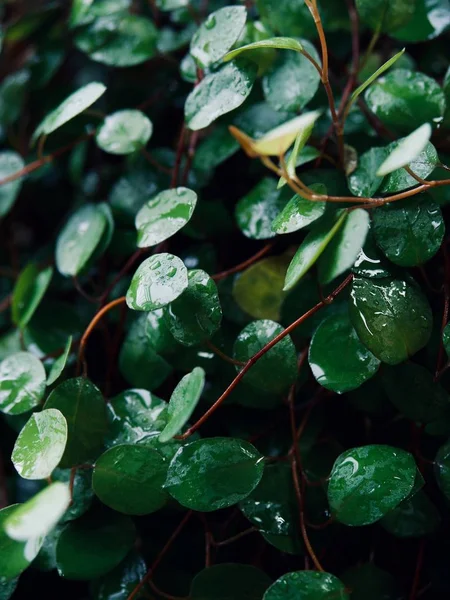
[327,445,416,526]
[44,377,107,468]
[349,277,432,365]
[12,408,68,480]
[165,437,264,511]
[163,269,222,346]
[0,352,46,415]
[0,151,25,217]
[135,187,197,248]
[263,571,349,600]
[12,263,53,329]
[233,320,297,394]
[309,314,380,394]
[96,110,153,155]
[0,505,42,580]
[191,564,272,600]
[126,253,188,311]
[93,444,168,515]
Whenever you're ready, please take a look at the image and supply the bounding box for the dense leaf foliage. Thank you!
[0,1,449,599]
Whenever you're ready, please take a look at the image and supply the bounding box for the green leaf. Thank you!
[236,178,289,240]
[126,253,188,311]
[70,0,131,27]
[12,263,53,329]
[262,39,320,113]
[272,186,326,234]
[47,336,72,386]
[232,255,288,321]
[106,388,167,447]
[391,0,450,42]
[380,490,440,537]
[277,130,320,188]
[32,82,106,142]
[5,482,71,540]
[74,15,157,67]
[0,505,42,579]
[349,277,432,364]
[355,0,416,32]
[93,444,168,515]
[90,551,147,600]
[224,37,304,62]
[56,203,109,277]
[364,69,446,134]
[0,352,46,415]
[327,445,417,526]
[12,408,68,480]
[135,187,197,248]
[379,140,438,194]
[376,124,432,177]
[318,209,370,285]
[263,571,349,600]
[352,232,392,279]
[158,367,205,442]
[193,124,240,171]
[44,377,107,468]
[190,6,247,69]
[191,564,272,600]
[0,70,30,128]
[163,269,222,346]
[96,110,153,155]
[435,439,450,500]
[53,467,94,523]
[55,509,136,580]
[0,151,25,217]
[347,49,405,111]
[283,211,347,291]
[309,313,380,394]
[185,60,257,131]
[348,147,389,198]
[233,320,297,394]
[373,196,444,266]
[165,437,264,511]
[341,564,398,600]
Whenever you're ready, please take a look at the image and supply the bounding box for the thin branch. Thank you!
[212,527,258,547]
[212,242,274,281]
[205,340,246,367]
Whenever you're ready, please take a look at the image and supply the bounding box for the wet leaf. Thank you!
[263,571,349,600]
[379,140,438,194]
[348,147,389,198]
[90,551,147,600]
[380,490,440,537]
[0,352,46,415]
[356,0,416,32]
[236,178,289,240]
[377,124,433,177]
[224,37,304,62]
[12,263,53,329]
[96,110,153,155]
[272,186,326,235]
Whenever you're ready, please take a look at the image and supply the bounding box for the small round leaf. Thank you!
[0,352,46,415]
[96,110,153,155]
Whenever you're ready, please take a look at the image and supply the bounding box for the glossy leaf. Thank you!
[309,314,380,394]
[373,196,444,266]
[380,490,440,537]
[53,467,94,523]
[163,269,222,346]
[12,408,67,480]
[0,151,25,217]
[252,110,322,157]
[379,140,438,194]
[185,60,257,131]
[233,320,297,394]
[165,438,264,511]
[74,15,157,67]
[349,277,432,364]
[55,509,136,580]
[90,551,147,600]
[44,377,107,468]
[348,147,389,198]
[318,209,370,285]
[0,352,46,415]
[376,124,432,176]
[47,336,72,385]
[32,82,106,142]
[328,445,416,526]
[191,564,272,600]
[190,6,247,69]
[356,0,417,33]
[159,367,205,442]
[5,482,70,540]
[0,505,42,579]
[264,571,349,600]
[126,253,188,311]
[96,110,153,155]
[224,37,304,62]
[136,187,197,248]
[364,69,446,133]
[12,263,53,329]
[272,186,326,235]
[236,178,289,240]
[93,444,168,515]
[284,211,347,291]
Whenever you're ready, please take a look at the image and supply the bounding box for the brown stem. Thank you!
[141,148,172,175]
[99,249,146,305]
[178,275,353,439]
[212,242,274,281]
[170,124,186,189]
[212,527,257,547]
[205,340,246,366]
[181,130,200,186]
[146,580,188,600]
[409,540,425,600]
[0,295,11,313]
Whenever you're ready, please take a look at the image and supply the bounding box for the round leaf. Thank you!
[165,437,264,511]
[190,6,247,69]
[263,571,349,600]
[158,367,205,442]
[135,187,197,248]
[12,263,53,329]
[96,110,152,155]
[327,445,417,526]
[93,444,168,515]
[0,151,25,217]
[191,564,272,600]
[0,505,42,580]
[44,377,107,468]
[272,189,326,235]
[378,141,438,194]
[126,253,188,311]
[55,509,136,580]
[185,60,257,131]
[233,320,297,394]
[163,269,222,346]
[380,490,440,537]
[309,314,380,394]
[236,178,289,240]
[0,352,46,415]
[12,408,68,480]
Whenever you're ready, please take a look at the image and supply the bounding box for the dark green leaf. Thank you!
[236,178,289,240]
[355,0,415,32]
[341,564,398,600]
[380,490,440,537]
[263,571,349,600]
[12,263,53,329]
[348,147,388,198]
[0,70,30,127]
[90,551,147,600]
[191,564,272,600]
[272,186,327,235]
[0,151,25,217]
[392,0,450,42]
[96,110,153,155]
[47,336,72,386]
[0,352,46,415]
[53,467,94,523]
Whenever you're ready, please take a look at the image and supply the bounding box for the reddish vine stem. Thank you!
[409,540,425,600]
[0,295,11,313]
[171,124,187,188]
[127,511,193,600]
[146,579,187,600]
[178,274,353,439]
[205,340,246,366]
[212,242,274,281]
[99,248,146,305]
[211,527,257,547]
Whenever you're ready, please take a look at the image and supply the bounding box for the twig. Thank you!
[205,340,246,366]
[212,242,274,281]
